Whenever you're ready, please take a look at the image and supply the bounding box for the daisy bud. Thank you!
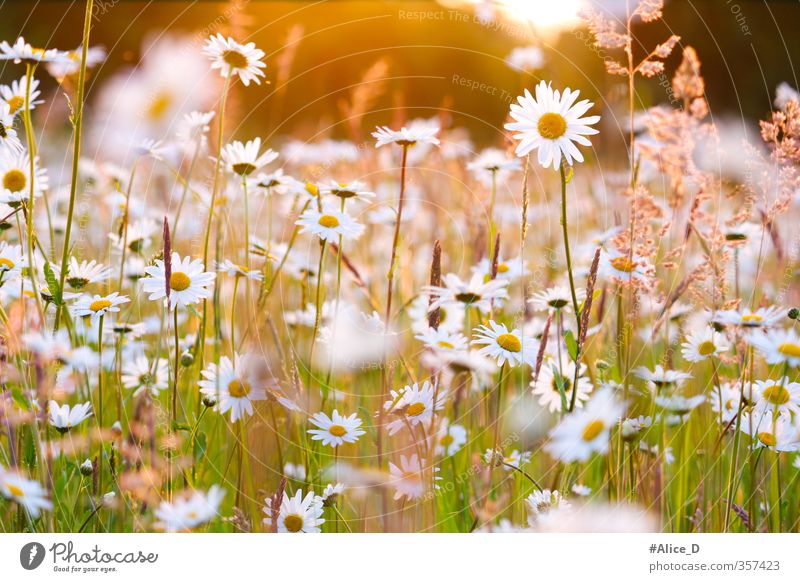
[788,308,799,320]
[180,350,194,367]
[595,359,611,371]
[80,458,94,476]
[202,395,217,408]
[111,421,122,438]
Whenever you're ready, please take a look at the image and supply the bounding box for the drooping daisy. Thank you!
[525,489,569,525]
[485,448,532,471]
[388,454,440,501]
[0,466,52,518]
[680,327,730,362]
[154,485,225,532]
[141,252,215,310]
[60,258,114,290]
[0,149,48,204]
[384,381,446,435]
[505,80,600,168]
[307,410,365,448]
[321,483,345,505]
[202,34,266,86]
[198,354,267,422]
[434,420,467,456]
[71,292,130,322]
[319,179,376,205]
[529,285,586,313]
[425,272,509,314]
[0,37,70,64]
[295,206,365,243]
[372,123,440,148]
[747,327,800,367]
[544,387,624,463]
[751,377,800,418]
[415,327,469,354]
[175,110,215,146]
[264,489,324,533]
[221,138,278,176]
[472,321,537,367]
[121,356,169,396]
[0,75,42,117]
[47,401,93,433]
[714,306,784,329]
[531,358,593,413]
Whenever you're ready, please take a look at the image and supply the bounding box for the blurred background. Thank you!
[1,0,798,158]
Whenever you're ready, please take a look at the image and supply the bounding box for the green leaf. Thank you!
[43,261,63,306]
[194,431,207,462]
[564,329,578,362]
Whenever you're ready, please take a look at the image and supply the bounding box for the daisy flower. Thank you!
[0,103,21,151]
[484,449,532,471]
[175,110,215,144]
[710,382,742,424]
[0,241,26,277]
[571,484,592,497]
[425,272,509,314]
[264,489,324,533]
[296,206,365,243]
[0,74,42,116]
[319,179,376,204]
[372,124,440,148]
[525,489,569,525]
[531,358,593,413]
[680,327,730,362]
[198,354,267,422]
[60,258,114,290]
[599,249,652,286]
[248,169,306,196]
[0,37,70,64]
[221,138,278,176]
[506,45,546,72]
[141,252,215,310]
[751,377,800,418]
[472,321,537,367]
[747,327,800,367]
[321,483,345,504]
[632,364,692,389]
[655,393,706,417]
[505,80,600,168]
[0,149,48,204]
[307,410,365,448]
[384,381,445,435]
[434,421,467,456]
[202,34,266,86]
[217,259,263,281]
[529,285,586,313]
[0,466,52,518]
[470,255,528,281]
[714,306,784,328]
[154,485,225,532]
[544,387,624,463]
[45,45,106,80]
[71,292,130,322]
[121,356,169,396]
[467,148,521,184]
[740,409,799,452]
[47,401,93,433]
[415,327,468,353]
[388,454,440,501]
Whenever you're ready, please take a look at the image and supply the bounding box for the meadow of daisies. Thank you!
[1,0,800,534]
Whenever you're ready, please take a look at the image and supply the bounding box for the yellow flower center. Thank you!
[437,340,455,349]
[697,341,716,356]
[328,424,347,437]
[222,49,249,69]
[169,271,191,291]
[741,314,762,324]
[146,92,172,120]
[407,402,426,417]
[496,333,521,353]
[7,95,24,114]
[318,214,339,228]
[537,112,567,140]
[0,257,15,270]
[497,263,509,273]
[89,299,112,312]
[757,431,776,447]
[762,384,790,406]
[228,379,251,398]
[581,419,605,442]
[305,182,319,197]
[6,483,25,497]
[283,514,304,532]
[777,343,800,358]
[3,169,26,192]
[440,434,454,446]
[610,256,635,273]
